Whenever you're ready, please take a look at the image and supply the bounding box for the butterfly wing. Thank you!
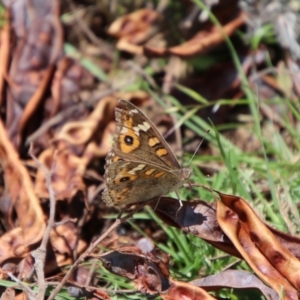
[102,159,181,206]
[112,100,181,170]
[102,100,191,207]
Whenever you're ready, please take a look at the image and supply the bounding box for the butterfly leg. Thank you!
[184,182,213,192]
[175,191,182,206]
[117,205,129,219]
[117,203,141,219]
[175,191,183,220]
[118,198,158,221]
[152,196,162,211]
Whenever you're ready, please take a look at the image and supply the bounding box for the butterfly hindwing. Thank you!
[103,158,180,206]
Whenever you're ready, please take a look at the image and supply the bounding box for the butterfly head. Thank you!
[180,166,192,181]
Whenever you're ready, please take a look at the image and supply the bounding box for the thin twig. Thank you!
[46,281,137,294]
[7,272,36,299]
[54,218,77,226]
[29,145,57,300]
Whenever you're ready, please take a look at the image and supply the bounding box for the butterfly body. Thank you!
[102,100,192,206]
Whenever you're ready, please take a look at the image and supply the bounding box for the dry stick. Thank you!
[7,272,36,299]
[47,206,142,300]
[84,256,98,287]
[29,146,57,300]
[70,283,137,295]
[46,281,136,295]
[54,218,77,226]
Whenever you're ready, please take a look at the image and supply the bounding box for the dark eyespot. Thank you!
[118,158,124,162]
[124,135,133,145]
[120,177,130,182]
[126,115,130,120]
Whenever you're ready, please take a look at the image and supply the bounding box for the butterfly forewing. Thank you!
[113,100,181,170]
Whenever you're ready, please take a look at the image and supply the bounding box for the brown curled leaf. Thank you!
[266,225,300,259]
[218,192,300,290]
[34,144,86,200]
[100,246,170,294]
[150,197,241,258]
[108,8,161,55]
[190,269,279,300]
[216,200,298,300]
[55,96,117,146]
[163,279,217,300]
[0,120,45,263]
[0,228,30,263]
[0,287,15,300]
[144,12,246,58]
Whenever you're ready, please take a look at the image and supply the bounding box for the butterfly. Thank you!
[102,99,192,206]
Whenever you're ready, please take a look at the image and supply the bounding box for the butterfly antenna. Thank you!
[187,130,210,167]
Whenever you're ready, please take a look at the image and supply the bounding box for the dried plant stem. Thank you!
[7,273,36,299]
[30,146,57,300]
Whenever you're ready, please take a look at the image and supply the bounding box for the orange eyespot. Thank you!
[120,132,140,153]
[124,135,134,145]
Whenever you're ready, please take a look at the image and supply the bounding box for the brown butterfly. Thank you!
[102,100,192,206]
